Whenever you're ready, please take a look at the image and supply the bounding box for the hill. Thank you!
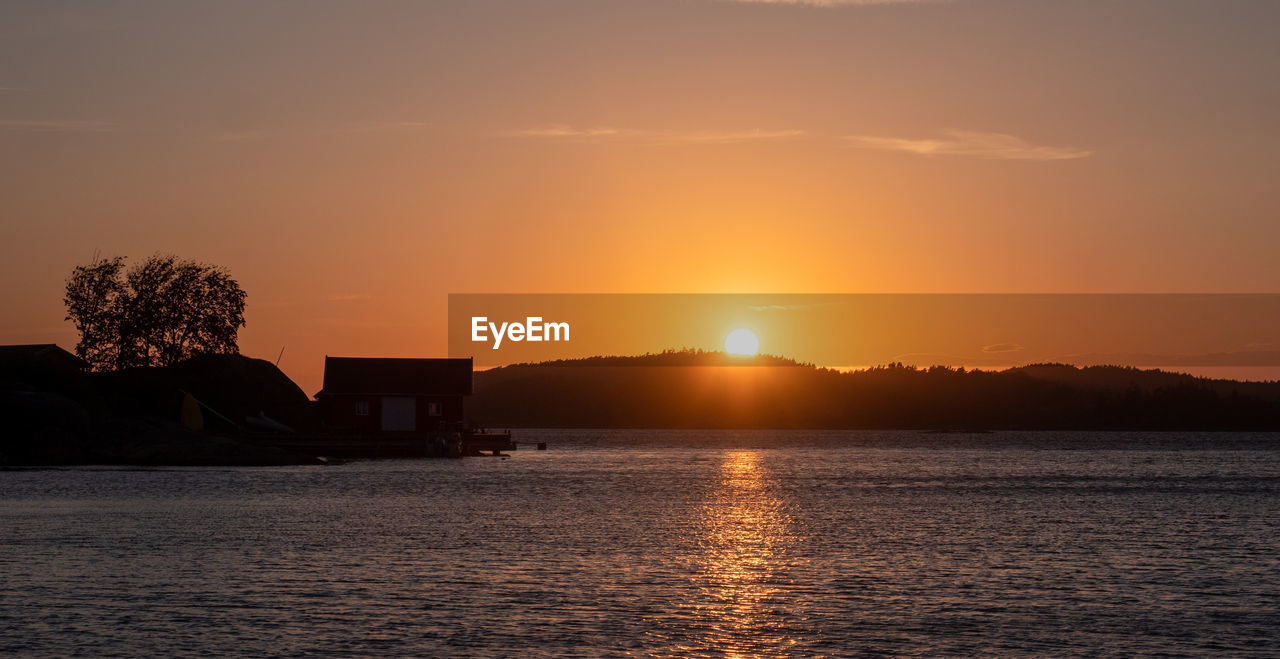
[1,354,315,465]
[468,350,1280,430]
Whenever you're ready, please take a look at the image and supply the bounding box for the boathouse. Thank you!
[314,357,472,434]
[0,344,87,388]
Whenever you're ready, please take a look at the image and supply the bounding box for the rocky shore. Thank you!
[1,354,320,466]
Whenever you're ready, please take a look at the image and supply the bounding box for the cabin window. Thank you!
[354,401,370,416]
[428,401,443,417]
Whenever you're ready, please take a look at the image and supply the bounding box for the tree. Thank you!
[64,254,247,371]
[63,255,127,371]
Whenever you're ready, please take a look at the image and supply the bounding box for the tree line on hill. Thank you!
[467,351,1280,430]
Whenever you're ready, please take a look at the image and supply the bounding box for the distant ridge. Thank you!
[498,348,810,368]
[470,350,1280,430]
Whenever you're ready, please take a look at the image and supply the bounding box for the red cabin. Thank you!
[314,357,472,434]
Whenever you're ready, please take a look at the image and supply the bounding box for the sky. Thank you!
[2,0,1279,394]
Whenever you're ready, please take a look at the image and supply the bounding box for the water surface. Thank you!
[3,430,1279,656]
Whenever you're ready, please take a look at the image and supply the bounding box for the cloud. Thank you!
[513,125,621,138]
[749,304,810,311]
[888,352,1024,368]
[653,129,806,144]
[982,343,1025,354]
[511,125,1082,158]
[314,317,402,329]
[207,121,434,141]
[0,119,114,132]
[727,0,944,6]
[211,130,266,142]
[509,125,804,144]
[1053,350,1280,367]
[348,121,432,133]
[0,324,76,336]
[748,301,846,312]
[845,130,1091,161]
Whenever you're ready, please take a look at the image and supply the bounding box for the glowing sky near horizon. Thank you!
[2,0,1279,394]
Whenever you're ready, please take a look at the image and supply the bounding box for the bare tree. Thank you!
[64,254,247,371]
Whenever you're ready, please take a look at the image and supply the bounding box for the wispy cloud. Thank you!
[207,121,434,141]
[749,304,810,311]
[726,0,947,6]
[845,130,1091,161]
[211,129,266,142]
[511,125,1085,158]
[748,301,846,312]
[348,120,432,133]
[0,119,115,132]
[514,125,621,138]
[652,129,805,144]
[253,294,373,308]
[509,125,804,144]
[1052,350,1280,367]
[982,343,1025,354]
[314,317,402,329]
[0,325,76,336]
[888,352,1024,368]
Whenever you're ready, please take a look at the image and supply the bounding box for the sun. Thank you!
[724,328,760,356]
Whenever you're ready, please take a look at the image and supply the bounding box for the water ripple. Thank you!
[2,430,1279,656]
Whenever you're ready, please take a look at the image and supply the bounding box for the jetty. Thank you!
[244,428,519,460]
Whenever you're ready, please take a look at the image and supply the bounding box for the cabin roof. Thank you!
[316,356,473,397]
[0,344,87,370]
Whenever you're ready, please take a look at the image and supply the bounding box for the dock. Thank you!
[245,428,531,461]
[462,429,517,456]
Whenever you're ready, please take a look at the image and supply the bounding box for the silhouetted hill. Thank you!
[1,354,315,465]
[469,350,1280,430]
[504,349,810,368]
[91,353,312,429]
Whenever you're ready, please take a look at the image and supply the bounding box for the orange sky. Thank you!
[2,1,1279,394]
[449,294,1280,372]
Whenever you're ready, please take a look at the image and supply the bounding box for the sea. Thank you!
[2,430,1279,657]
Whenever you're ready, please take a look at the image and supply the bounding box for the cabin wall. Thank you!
[319,394,465,434]
[418,395,465,426]
[319,395,381,433]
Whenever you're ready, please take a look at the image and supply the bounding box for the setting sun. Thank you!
[725,328,760,356]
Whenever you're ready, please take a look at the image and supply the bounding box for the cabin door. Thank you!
[381,396,416,431]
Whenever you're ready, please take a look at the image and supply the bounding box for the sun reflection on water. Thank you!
[683,450,801,658]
